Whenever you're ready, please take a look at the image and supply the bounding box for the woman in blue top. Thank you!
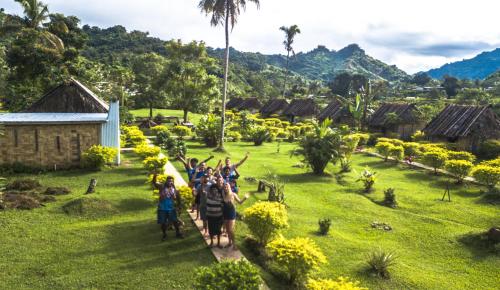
[152,175,183,241]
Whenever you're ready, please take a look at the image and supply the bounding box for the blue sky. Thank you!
[2,0,499,73]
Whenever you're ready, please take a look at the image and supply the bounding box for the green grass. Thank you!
[0,153,214,289]
[130,108,204,125]
[173,141,500,290]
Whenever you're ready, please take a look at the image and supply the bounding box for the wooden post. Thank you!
[441,181,451,202]
[86,179,97,194]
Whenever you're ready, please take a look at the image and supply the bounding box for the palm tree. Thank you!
[199,0,260,151]
[279,24,300,98]
[0,0,65,50]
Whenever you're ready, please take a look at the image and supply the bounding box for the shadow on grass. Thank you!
[116,198,154,212]
[71,219,214,272]
[457,232,499,259]
[278,172,333,184]
[475,192,500,205]
[108,178,146,188]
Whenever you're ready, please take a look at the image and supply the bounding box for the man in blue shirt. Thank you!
[152,175,183,241]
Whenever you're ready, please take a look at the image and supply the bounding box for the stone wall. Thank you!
[0,124,101,169]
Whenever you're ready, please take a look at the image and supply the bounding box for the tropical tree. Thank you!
[158,40,220,123]
[199,0,260,151]
[279,24,301,97]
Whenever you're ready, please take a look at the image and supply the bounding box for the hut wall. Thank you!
[397,122,425,140]
[0,124,100,168]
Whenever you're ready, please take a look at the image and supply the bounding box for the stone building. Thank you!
[0,79,120,169]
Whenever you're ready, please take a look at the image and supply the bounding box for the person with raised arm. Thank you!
[152,174,183,241]
[222,183,249,250]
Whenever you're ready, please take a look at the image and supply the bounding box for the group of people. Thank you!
[152,153,250,251]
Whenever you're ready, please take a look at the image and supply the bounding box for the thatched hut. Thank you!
[237,98,262,113]
[226,97,245,111]
[423,104,500,151]
[0,79,120,169]
[26,78,109,113]
[317,100,354,126]
[368,103,424,139]
[282,98,320,122]
[260,99,289,117]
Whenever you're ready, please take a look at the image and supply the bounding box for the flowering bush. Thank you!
[194,260,262,290]
[266,237,327,286]
[151,125,170,136]
[445,160,473,183]
[447,151,476,162]
[121,126,147,147]
[479,158,500,168]
[134,144,160,159]
[471,165,500,191]
[421,151,448,174]
[389,145,404,162]
[375,142,394,161]
[196,113,221,147]
[178,185,194,212]
[306,277,367,290]
[171,125,192,138]
[351,133,370,146]
[143,156,168,174]
[249,125,270,146]
[81,145,117,170]
[356,167,377,192]
[243,201,288,245]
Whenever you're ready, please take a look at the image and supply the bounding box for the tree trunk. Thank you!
[183,109,189,123]
[218,5,230,152]
[282,50,290,98]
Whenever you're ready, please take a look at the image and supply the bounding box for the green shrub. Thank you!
[154,130,171,147]
[471,165,500,191]
[134,144,160,159]
[266,237,327,286]
[356,167,377,192]
[445,160,473,183]
[447,151,476,162]
[293,120,342,175]
[226,131,242,142]
[151,125,170,136]
[250,125,270,146]
[194,260,262,290]
[375,142,394,161]
[352,133,370,146]
[121,126,147,147]
[307,277,367,290]
[318,218,331,235]
[411,130,426,141]
[143,156,168,174]
[421,151,448,174]
[390,145,404,162]
[243,201,288,246]
[196,113,221,147]
[402,142,421,158]
[81,145,117,170]
[171,125,192,138]
[383,188,397,208]
[476,140,500,160]
[366,249,397,278]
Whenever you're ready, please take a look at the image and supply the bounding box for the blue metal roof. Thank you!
[0,113,108,124]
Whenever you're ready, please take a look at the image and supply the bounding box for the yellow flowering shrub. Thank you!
[143,156,168,174]
[134,144,160,159]
[307,277,368,290]
[445,160,473,183]
[243,201,288,245]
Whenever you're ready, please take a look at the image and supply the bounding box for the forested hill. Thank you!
[82,25,408,83]
[426,48,500,80]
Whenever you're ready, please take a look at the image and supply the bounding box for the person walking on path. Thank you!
[152,175,183,241]
[223,183,249,250]
[206,176,225,248]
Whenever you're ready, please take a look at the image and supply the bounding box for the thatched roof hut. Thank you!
[226,97,244,111]
[237,98,262,112]
[260,99,289,117]
[318,100,353,125]
[26,78,109,113]
[282,99,319,121]
[423,104,500,150]
[368,103,424,139]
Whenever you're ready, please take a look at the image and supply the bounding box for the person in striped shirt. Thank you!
[206,176,225,248]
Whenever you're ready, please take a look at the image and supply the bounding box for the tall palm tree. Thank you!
[0,0,65,50]
[199,0,260,151]
[279,24,300,98]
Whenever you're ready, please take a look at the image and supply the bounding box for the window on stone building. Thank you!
[35,129,39,152]
[56,136,61,152]
[14,129,18,147]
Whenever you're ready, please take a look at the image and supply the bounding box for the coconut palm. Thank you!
[199,0,260,151]
[0,0,66,50]
[279,25,301,98]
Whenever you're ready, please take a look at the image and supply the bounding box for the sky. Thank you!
[2,0,499,74]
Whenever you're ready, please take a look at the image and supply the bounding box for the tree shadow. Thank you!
[457,231,499,260]
[109,178,146,188]
[277,172,333,184]
[116,198,154,212]
[475,192,500,205]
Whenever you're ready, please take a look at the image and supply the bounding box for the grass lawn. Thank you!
[130,108,203,125]
[0,153,214,289]
[173,141,500,290]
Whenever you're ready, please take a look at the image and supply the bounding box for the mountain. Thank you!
[209,44,409,83]
[427,48,500,80]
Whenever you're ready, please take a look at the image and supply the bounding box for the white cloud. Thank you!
[2,0,499,73]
